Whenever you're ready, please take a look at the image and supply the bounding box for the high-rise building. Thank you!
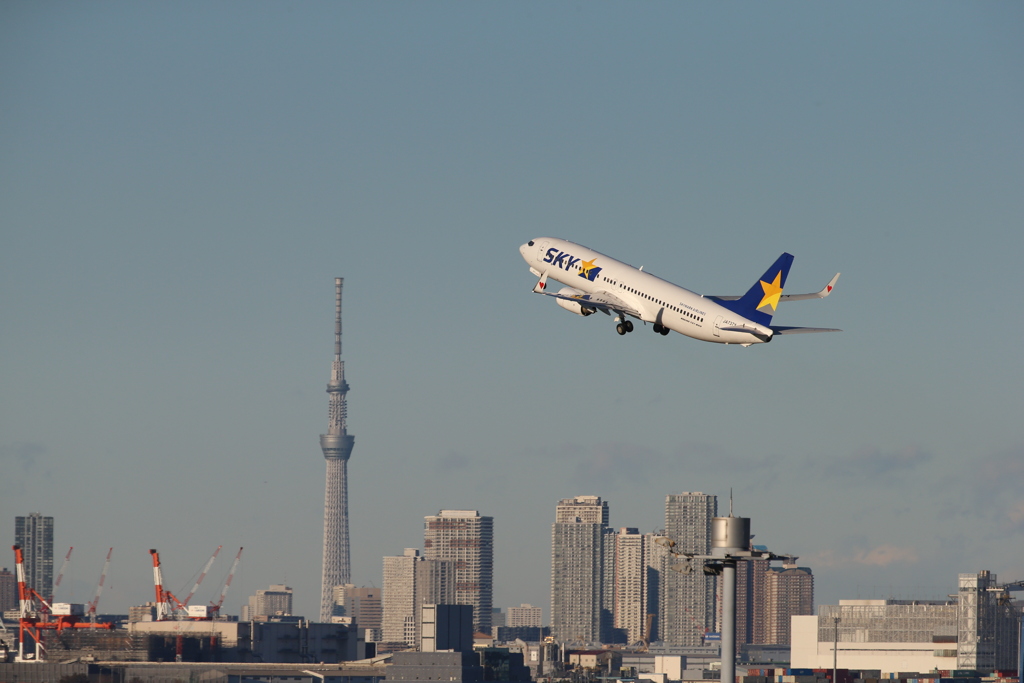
[245,585,294,620]
[423,510,494,633]
[333,584,382,631]
[551,495,609,643]
[507,604,543,628]
[743,556,770,645]
[382,549,456,647]
[383,550,421,646]
[763,563,813,645]
[612,527,654,645]
[0,567,17,614]
[661,493,716,646]
[716,552,769,646]
[15,513,54,601]
[320,278,355,621]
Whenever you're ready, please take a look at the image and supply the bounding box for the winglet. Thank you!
[533,271,549,293]
[823,273,840,296]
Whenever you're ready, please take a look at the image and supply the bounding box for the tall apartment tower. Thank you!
[15,513,54,600]
[743,556,770,644]
[661,493,717,646]
[612,528,649,645]
[612,528,671,645]
[320,278,355,621]
[423,510,494,633]
[551,495,609,643]
[763,564,813,645]
[382,549,456,647]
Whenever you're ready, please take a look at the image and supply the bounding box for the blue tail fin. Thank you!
[717,253,794,326]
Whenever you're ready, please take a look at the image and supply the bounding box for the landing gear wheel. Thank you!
[661,326,670,336]
[653,323,664,334]
[616,323,627,335]
[624,320,634,333]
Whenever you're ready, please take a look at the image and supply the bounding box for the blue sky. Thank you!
[2,2,1022,620]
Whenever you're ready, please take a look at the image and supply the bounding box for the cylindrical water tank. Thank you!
[712,516,750,552]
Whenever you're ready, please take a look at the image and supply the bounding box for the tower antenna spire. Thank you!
[320,277,354,621]
[335,277,342,360]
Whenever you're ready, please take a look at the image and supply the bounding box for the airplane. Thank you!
[519,237,840,346]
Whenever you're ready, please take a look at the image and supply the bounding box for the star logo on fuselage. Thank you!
[578,258,602,282]
[757,271,784,311]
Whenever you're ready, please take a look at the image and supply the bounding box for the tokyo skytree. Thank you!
[320,277,354,621]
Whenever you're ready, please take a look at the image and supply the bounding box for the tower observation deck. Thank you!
[320,277,354,622]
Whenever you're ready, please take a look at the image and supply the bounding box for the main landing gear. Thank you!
[653,323,670,336]
[615,320,634,335]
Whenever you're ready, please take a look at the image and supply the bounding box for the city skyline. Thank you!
[2,3,1022,620]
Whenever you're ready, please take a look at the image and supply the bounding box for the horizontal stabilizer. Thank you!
[709,273,840,302]
[779,273,840,301]
[770,326,842,335]
[718,326,771,342]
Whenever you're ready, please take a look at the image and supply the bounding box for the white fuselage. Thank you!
[520,237,772,345]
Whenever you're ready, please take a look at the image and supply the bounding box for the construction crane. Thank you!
[149,547,225,620]
[988,580,1024,606]
[11,545,112,662]
[180,546,221,618]
[208,547,243,618]
[49,547,73,608]
[86,548,113,623]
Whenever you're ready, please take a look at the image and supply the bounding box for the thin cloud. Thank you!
[821,446,932,481]
[0,441,45,470]
[572,442,664,484]
[854,545,919,567]
[941,445,1024,536]
[436,451,472,473]
[806,544,919,568]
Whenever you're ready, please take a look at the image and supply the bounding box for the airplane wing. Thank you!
[770,326,843,334]
[538,288,644,319]
[708,273,840,302]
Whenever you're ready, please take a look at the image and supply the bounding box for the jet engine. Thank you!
[554,287,596,316]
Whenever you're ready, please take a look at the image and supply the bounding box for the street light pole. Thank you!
[833,615,841,683]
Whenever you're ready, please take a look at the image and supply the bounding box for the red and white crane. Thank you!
[149,546,225,620]
[49,546,73,608]
[12,545,111,662]
[86,548,113,623]
[208,547,243,617]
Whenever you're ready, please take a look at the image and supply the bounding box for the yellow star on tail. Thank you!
[757,271,784,311]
